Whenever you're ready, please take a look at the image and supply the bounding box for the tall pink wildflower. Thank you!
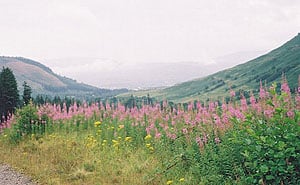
[196,101,202,111]
[195,136,204,148]
[260,80,267,99]
[214,137,221,144]
[281,78,291,94]
[281,77,292,105]
[234,109,245,121]
[230,89,235,97]
[188,102,194,111]
[250,92,261,113]
[264,109,274,118]
[287,110,295,118]
[208,102,216,113]
[213,114,223,129]
[221,101,227,112]
[240,95,248,112]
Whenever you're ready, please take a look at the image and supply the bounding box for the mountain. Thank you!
[122,33,300,103]
[46,50,265,90]
[0,56,128,98]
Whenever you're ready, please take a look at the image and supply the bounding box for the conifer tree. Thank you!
[0,67,19,121]
[22,81,32,106]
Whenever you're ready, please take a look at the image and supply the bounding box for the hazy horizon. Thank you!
[1,0,300,88]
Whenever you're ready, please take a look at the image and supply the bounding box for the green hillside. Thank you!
[122,33,300,103]
[0,56,128,98]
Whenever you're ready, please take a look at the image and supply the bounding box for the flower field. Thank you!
[0,80,299,184]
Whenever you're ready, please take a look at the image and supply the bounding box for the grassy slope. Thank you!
[122,34,300,103]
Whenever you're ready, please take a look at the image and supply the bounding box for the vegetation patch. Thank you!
[0,78,299,184]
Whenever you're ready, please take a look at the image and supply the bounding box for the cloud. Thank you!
[0,0,299,82]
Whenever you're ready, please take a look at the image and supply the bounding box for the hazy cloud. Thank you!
[0,0,299,87]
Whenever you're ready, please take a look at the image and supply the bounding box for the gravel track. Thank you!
[0,164,37,185]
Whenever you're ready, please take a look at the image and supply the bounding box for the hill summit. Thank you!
[0,57,128,98]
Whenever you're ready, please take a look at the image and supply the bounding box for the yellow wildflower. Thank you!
[94,121,101,127]
[118,124,124,129]
[125,137,132,142]
[179,178,185,182]
[96,129,102,135]
[144,134,152,140]
[146,143,151,148]
[112,139,119,147]
[166,180,173,185]
[112,139,118,144]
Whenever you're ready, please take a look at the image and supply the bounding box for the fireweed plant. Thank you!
[0,79,299,185]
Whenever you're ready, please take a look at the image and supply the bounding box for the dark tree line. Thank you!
[0,67,32,122]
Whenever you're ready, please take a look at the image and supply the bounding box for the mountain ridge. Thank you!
[0,56,128,99]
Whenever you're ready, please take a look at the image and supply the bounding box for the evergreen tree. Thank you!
[34,95,45,105]
[0,67,19,121]
[22,81,32,106]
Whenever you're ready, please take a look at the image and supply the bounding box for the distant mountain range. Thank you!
[47,50,265,89]
[0,57,128,99]
[122,33,300,103]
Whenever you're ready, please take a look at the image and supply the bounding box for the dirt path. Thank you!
[0,164,37,185]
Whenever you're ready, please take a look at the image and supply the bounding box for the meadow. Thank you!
[0,80,299,185]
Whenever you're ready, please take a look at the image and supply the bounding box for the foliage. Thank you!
[223,100,300,184]
[9,102,48,143]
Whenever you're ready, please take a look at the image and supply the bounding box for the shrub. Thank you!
[9,102,48,143]
[217,97,300,184]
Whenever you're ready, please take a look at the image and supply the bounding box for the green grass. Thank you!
[0,119,190,185]
[0,127,164,185]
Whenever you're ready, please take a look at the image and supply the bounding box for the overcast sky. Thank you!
[1,0,300,87]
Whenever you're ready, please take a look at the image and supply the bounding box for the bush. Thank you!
[219,105,300,184]
[9,102,48,143]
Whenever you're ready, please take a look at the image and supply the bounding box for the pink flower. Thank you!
[264,109,274,118]
[221,103,227,112]
[240,96,248,111]
[230,90,235,97]
[235,110,245,121]
[155,132,162,139]
[281,81,290,94]
[250,94,256,105]
[182,128,188,134]
[188,102,194,111]
[287,110,294,118]
[260,81,267,99]
[214,137,221,144]
[195,136,204,148]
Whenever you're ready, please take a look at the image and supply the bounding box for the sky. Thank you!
[0,0,300,88]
